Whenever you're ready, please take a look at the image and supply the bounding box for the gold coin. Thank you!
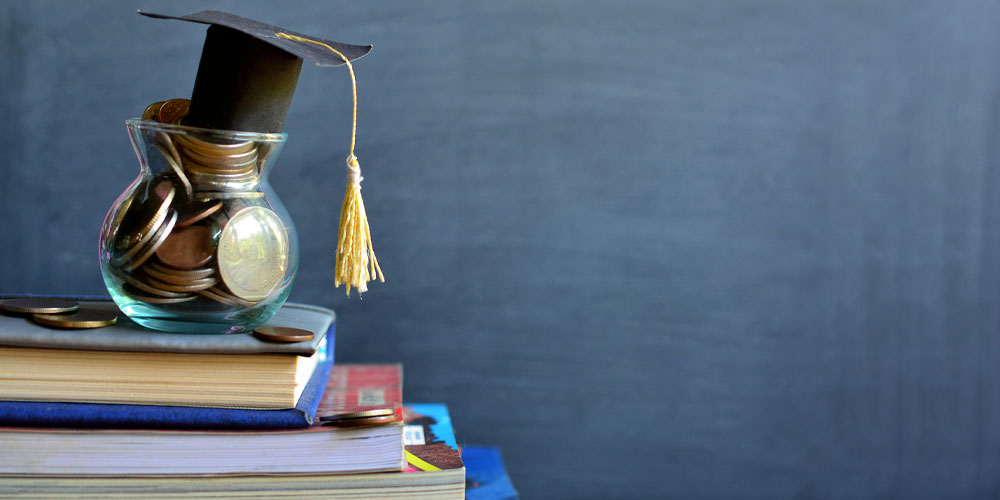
[33,310,118,329]
[323,414,400,428]
[176,202,223,228]
[184,161,257,177]
[142,101,165,121]
[318,408,395,422]
[182,147,258,169]
[133,180,176,239]
[205,286,257,308]
[124,210,178,272]
[1,298,79,315]
[196,287,256,307]
[217,206,289,301]
[156,98,190,125]
[144,266,216,287]
[196,287,238,306]
[113,180,175,255]
[252,326,314,343]
[175,134,254,156]
[115,264,189,299]
[147,260,216,280]
[122,284,196,304]
[145,275,216,293]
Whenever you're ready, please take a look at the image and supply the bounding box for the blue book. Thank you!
[463,446,519,500]
[0,296,336,430]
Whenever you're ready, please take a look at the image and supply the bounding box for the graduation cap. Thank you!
[139,10,371,133]
[140,10,383,294]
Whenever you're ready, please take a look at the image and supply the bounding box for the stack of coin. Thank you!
[111,180,178,273]
[175,133,260,194]
[1,299,118,329]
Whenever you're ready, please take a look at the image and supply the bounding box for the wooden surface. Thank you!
[3,1,1000,498]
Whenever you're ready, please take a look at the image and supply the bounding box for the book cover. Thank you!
[0,295,333,355]
[403,403,465,473]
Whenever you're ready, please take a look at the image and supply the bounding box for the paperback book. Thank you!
[0,403,465,500]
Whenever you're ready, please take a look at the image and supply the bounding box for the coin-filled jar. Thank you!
[99,117,299,333]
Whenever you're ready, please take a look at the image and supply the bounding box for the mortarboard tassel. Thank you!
[276,32,384,295]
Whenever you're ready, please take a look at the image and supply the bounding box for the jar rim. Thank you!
[126,119,288,143]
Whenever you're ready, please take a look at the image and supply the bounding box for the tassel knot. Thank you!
[334,155,383,295]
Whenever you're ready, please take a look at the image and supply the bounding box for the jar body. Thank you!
[99,119,299,333]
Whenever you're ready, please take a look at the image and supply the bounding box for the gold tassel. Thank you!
[276,33,384,295]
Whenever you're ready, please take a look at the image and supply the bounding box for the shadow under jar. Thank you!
[99,119,299,334]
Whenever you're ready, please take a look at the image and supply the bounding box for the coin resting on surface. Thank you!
[33,309,118,329]
[322,414,401,428]
[217,206,289,301]
[156,225,214,271]
[0,299,79,315]
[318,408,396,422]
[253,326,314,343]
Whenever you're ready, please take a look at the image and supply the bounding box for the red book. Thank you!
[318,363,404,420]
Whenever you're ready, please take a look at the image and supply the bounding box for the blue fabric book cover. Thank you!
[0,323,335,430]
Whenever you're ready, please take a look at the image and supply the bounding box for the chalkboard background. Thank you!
[2,1,999,498]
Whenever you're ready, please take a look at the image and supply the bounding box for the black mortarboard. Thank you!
[139,10,372,133]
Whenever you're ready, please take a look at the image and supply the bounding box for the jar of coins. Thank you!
[99,113,298,334]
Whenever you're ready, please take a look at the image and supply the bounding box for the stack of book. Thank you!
[0,296,467,499]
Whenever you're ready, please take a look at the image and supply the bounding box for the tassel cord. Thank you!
[276,32,383,294]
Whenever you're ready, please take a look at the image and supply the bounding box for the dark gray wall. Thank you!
[3,1,1000,498]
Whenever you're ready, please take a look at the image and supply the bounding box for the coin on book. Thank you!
[323,414,400,428]
[318,408,396,422]
[1,298,79,315]
[253,326,314,343]
[33,309,118,329]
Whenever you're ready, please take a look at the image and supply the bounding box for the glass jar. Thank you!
[99,119,299,333]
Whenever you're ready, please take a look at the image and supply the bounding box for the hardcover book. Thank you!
[0,297,334,410]
[0,347,332,430]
